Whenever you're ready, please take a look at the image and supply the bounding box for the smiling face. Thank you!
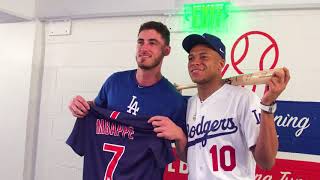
[188,44,225,85]
[136,29,170,70]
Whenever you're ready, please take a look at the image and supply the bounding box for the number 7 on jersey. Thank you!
[103,143,125,180]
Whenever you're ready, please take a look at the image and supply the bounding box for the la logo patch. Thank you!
[127,96,140,116]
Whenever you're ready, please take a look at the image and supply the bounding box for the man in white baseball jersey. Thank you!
[181,33,290,180]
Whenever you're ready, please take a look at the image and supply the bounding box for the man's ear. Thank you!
[219,59,225,71]
[164,46,171,56]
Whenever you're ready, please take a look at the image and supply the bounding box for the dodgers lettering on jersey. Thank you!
[187,116,238,147]
[186,84,261,180]
[66,105,174,180]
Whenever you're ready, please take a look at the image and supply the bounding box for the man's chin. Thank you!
[191,78,207,84]
[137,61,161,70]
[138,64,154,70]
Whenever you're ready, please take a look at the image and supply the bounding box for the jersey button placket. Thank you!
[199,101,207,179]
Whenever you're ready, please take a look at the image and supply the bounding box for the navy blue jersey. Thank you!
[67,105,174,180]
[94,69,187,132]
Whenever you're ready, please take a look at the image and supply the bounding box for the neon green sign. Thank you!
[183,2,231,33]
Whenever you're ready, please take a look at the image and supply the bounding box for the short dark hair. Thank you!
[138,21,170,45]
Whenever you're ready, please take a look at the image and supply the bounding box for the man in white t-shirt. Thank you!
[180,33,290,180]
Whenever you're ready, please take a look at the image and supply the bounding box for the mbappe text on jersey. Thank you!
[95,119,134,139]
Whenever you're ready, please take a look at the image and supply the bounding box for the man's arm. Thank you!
[251,111,278,169]
[172,126,187,162]
[148,116,188,162]
[251,67,290,169]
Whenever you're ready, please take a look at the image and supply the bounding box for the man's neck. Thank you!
[136,68,162,87]
[197,79,224,102]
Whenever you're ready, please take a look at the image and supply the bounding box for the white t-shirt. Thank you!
[186,84,261,180]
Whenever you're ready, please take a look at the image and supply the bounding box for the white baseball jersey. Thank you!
[186,84,261,180]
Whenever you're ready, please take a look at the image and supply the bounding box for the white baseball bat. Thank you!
[176,68,282,91]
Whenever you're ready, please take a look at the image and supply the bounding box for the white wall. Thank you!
[0,22,37,180]
[37,0,175,19]
[0,0,35,19]
[35,8,320,180]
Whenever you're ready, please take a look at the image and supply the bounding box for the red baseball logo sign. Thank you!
[225,31,279,92]
[231,30,279,72]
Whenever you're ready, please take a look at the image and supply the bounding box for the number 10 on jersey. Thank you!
[210,145,236,171]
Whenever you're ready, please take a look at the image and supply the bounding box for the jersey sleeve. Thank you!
[239,91,261,149]
[172,96,188,135]
[94,73,116,107]
[66,118,87,156]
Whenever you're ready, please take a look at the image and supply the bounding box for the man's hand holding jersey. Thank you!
[68,95,91,118]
